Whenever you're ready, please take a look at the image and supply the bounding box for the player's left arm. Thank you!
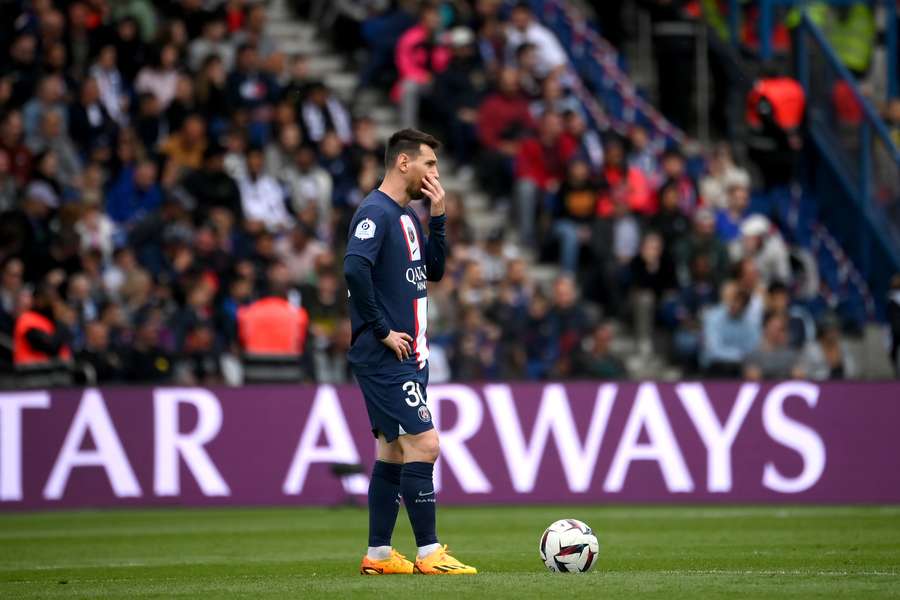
[421,174,448,282]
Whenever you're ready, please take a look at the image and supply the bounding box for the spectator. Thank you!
[0,152,17,213]
[451,305,501,380]
[802,314,858,380]
[90,44,127,125]
[226,43,279,118]
[627,125,659,184]
[649,181,691,255]
[548,274,590,366]
[160,113,207,182]
[13,284,74,367]
[597,135,654,217]
[529,74,581,120]
[239,146,292,233]
[514,42,543,99]
[476,67,536,197]
[430,27,488,168]
[265,122,303,179]
[106,159,162,226]
[745,64,805,189]
[701,281,762,376]
[174,277,220,384]
[27,111,83,190]
[77,320,124,382]
[195,55,230,128]
[736,215,792,286]
[744,310,804,380]
[714,170,751,245]
[237,262,309,356]
[277,224,326,287]
[346,117,385,177]
[75,203,116,262]
[164,75,198,133]
[552,158,598,273]
[565,110,604,173]
[22,75,67,140]
[505,2,568,80]
[393,3,451,128]
[189,15,235,72]
[629,231,676,354]
[121,308,173,382]
[112,16,148,84]
[514,111,576,242]
[301,82,353,145]
[675,208,731,290]
[180,143,244,223]
[0,111,33,187]
[64,4,92,80]
[572,321,626,379]
[319,130,356,210]
[0,258,25,360]
[699,142,749,210]
[282,145,332,233]
[68,78,116,159]
[282,54,314,112]
[7,34,40,108]
[658,148,699,215]
[236,3,281,63]
[522,290,556,379]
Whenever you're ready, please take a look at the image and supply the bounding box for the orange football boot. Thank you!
[414,545,477,575]
[359,549,414,575]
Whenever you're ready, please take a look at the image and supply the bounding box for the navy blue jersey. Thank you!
[345,190,442,373]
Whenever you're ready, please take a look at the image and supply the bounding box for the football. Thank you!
[539,518,600,573]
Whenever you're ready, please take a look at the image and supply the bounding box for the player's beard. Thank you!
[407,176,425,200]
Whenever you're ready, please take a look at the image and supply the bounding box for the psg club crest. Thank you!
[417,405,431,423]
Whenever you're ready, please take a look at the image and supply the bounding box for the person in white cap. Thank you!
[737,214,792,286]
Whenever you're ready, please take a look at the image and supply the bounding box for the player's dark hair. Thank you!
[384,128,441,170]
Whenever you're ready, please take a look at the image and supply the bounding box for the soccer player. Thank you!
[344,129,477,576]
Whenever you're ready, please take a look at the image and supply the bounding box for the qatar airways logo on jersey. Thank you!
[406,266,427,291]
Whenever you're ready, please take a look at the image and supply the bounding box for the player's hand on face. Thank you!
[381,330,414,361]
[422,174,445,217]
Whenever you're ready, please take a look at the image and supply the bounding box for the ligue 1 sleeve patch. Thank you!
[355,218,376,240]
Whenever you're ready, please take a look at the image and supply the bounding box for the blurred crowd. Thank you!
[0,0,884,386]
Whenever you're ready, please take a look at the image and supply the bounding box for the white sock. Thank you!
[417,543,442,559]
[367,546,392,560]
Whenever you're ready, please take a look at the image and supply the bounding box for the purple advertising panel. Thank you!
[2,381,900,510]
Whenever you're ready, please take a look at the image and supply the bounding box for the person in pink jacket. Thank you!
[392,3,450,128]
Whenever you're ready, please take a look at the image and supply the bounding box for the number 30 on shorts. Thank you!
[402,381,425,407]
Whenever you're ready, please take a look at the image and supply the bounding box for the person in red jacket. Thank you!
[237,263,309,356]
[596,135,654,217]
[13,284,74,366]
[476,67,536,198]
[393,3,450,129]
[514,111,576,243]
[745,64,806,189]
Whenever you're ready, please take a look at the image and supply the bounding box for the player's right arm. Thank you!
[343,205,414,361]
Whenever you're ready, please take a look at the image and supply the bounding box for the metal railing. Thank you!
[530,0,687,149]
[794,13,900,308]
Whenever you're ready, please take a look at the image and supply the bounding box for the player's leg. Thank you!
[366,434,403,559]
[397,429,476,575]
[356,373,414,575]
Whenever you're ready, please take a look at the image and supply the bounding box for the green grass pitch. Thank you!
[1,505,899,598]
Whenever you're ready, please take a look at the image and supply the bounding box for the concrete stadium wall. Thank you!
[2,382,899,509]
